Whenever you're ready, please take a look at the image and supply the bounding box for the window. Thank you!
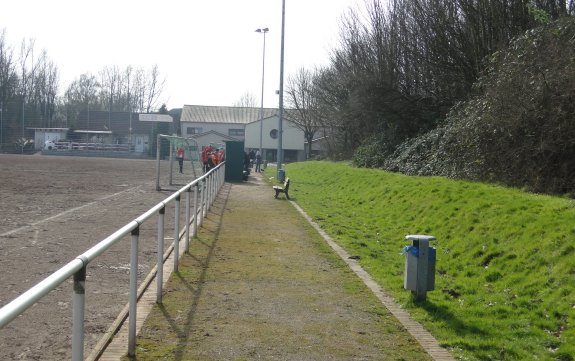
[186,127,202,135]
[228,129,245,136]
[269,129,278,139]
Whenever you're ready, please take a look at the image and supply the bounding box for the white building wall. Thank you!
[33,129,68,150]
[245,116,304,151]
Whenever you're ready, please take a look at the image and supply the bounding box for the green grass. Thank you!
[268,161,575,361]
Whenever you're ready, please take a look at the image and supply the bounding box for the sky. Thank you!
[1,0,364,110]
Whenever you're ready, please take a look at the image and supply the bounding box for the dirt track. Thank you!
[0,154,196,360]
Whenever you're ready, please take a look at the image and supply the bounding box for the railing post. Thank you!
[201,179,206,221]
[174,194,181,273]
[207,173,213,211]
[185,187,191,254]
[128,227,139,357]
[193,183,199,238]
[155,135,161,191]
[156,207,165,304]
[221,163,225,187]
[169,144,174,186]
[72,263,87,361]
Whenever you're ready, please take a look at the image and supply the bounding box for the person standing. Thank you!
[176,147,185,173]
[201,145,213,173]
[249,149,256,168]
[255,150,262,173]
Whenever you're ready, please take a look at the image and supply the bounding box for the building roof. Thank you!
[181,105,278,124]
[190,130,238,142]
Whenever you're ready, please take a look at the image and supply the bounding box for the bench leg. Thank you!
[274,189,280,198]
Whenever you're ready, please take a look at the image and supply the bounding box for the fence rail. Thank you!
[46,141,134,152]
[0,161,226,360]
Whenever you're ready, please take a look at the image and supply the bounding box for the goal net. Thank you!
[155,134,202,191]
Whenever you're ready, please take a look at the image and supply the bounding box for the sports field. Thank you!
[0,154,194,360]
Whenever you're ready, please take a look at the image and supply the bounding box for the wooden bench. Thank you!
[273,178,290,199]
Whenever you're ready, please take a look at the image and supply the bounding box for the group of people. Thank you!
[174,144,226,175]
[201,145,225,173]
[244,149,262,173]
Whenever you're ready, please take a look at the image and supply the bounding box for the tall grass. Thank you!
[276,161,575,361]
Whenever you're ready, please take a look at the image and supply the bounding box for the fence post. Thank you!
[72,264,87,361]
[193,183,199,238]
[128,227,139,357]
[185,187,191,254]
[174,195,181,273]
[201,179,206,221]
[208,173,213,211]
[156,207,165,304]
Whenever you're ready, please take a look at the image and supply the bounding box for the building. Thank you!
[244,115,305,162]
[32,105,308,161]
[180,105,305,162]
[32,110,175,155]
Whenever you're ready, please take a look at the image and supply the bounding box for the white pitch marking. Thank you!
[0,185,146,238]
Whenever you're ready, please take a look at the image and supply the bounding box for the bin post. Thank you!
[405,234,436,301]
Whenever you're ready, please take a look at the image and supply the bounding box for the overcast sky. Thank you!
[1,0,364,110]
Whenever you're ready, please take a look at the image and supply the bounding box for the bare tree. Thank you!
[31,50,59,127]
[285,67,323,159]
[18,38,34,102]
[143,64,165,113]
[64,73,100,125]
[0,30,17,101]
[233,91,258,107]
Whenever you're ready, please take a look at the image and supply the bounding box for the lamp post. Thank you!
[277,0,285,178]
[255,27,268,160]
[0,101,3,148]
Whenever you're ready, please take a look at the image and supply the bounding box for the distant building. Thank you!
[33,105,308,161]
[180,105,305,162]
[32,110,176,154]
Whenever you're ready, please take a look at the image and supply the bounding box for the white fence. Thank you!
[0,162,226,360]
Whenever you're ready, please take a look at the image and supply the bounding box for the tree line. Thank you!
[284,0,574,194]
[0,29,165,148]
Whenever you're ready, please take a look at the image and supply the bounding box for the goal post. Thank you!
[155,134,202,191]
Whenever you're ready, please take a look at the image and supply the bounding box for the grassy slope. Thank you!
[275,161,575,361]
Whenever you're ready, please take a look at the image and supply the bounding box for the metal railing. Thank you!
[0,161,226,360]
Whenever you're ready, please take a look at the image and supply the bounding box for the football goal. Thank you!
[155,134,202,191]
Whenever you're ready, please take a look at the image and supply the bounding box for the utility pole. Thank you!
[277,0,285,178]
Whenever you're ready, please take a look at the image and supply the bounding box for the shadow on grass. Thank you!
[134,183,232,361]
[414,298,489,337]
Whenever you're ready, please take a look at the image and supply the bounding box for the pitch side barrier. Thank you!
[0,162,226,360]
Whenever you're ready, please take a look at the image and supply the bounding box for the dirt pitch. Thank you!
[0,154,197,360]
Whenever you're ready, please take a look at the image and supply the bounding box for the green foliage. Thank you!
[381,17,575,195]
[286,161,575,361]
[352,135,393,168]
[528,4,552,25]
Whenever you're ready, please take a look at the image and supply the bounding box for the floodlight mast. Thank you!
[255,27,269,159]
[277,0,285,176]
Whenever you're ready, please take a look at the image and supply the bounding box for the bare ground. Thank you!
[0,154,197,360]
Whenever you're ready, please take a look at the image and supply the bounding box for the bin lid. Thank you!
[405,234,436,242]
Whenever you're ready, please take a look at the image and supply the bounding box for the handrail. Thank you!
[0,161,226,360]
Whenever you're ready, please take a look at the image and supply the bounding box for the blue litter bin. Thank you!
[277,169,285,182]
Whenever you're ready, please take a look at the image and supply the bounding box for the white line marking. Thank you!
[0,185,145,238]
